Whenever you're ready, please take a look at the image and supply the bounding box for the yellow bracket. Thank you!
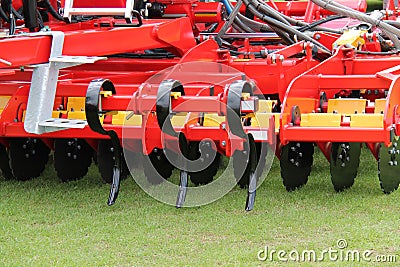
[171,92,181,100]
[333,29,366,49]
[300,113,341,127]
[112,111,142,126]
[242,93,251,100]
[374,99,386,114]
[258,100,276,112]
[171,114,187,127]
[204,114,225,127]
[67,97,85,111]
[100,91,113,97]
[350,114,383,128]
[327,99,367,115]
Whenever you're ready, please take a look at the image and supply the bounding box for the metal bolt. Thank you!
[394,161,398,166]
[110,147,114,152]
[346,157,350,162]
[341,163,346,167]
[339,154,343,159]
[296,143,301,148]
[25,154,29,158]
[31,150,35,155]
[67,152,71,157]
[73,155,77,160]
[77,145,81,150]
[221,124,226,130]
[22,144,26,149]
[291,147,296,152]
[68,141,73,146]
[294,162,300,167]
[221,141,226,147]
[33,139,37,144]
[290,158,295,163]
[298,152,303,158]
[389,161,394,166]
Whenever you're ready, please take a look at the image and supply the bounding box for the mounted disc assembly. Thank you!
[280,142,314,191]
[143,148,175,185]
[54,138,93,182]
[97,139,130,184]
[188,140,221,186]
[378,136,400,194]
[330,142,361,192]
[9,138,50,181]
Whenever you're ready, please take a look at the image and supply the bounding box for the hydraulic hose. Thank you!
[7,0,15,35]
[11,5,22,19]
[234,17,255,33]
[43,0,63,21]
[221,0,233,15]
[0,6,10,23]
[311,0,400,49]
[249,0,341,33]
[216,0,243,40]
[298,14,346,32]
[243,0,331,53]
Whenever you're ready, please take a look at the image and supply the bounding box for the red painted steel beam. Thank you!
[0,18,195,68]
[280,126,388,144]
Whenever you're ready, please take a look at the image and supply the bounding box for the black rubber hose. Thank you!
[298,14,346,32]
[237,13,273,32]
[311,0,400,49]
[36,8,44,30]
[234,17,254,33]
[250,0,291,26]
[250,0,341,33]
[43,0,63,21]
[7,0,15,35]
[244,0,331,53]
[0,6,10,23]
[11,5,22,19]
[232,5,294,44]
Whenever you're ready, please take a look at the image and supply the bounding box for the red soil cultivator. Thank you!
[0,0,399,210]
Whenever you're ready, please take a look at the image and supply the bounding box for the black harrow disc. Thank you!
[233,142,268,188]
[378,138,400,194]
[0,144,13,180]
[97,139,130,184]
[188,141,221,186]
[330,142,361,192]
[54,138,93,182]
[280,142,314,191]
[9,138,50,181]
[143,148,174,185]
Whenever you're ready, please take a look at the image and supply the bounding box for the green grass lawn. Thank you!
[367,0,383,11]
[0,147,399,266]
